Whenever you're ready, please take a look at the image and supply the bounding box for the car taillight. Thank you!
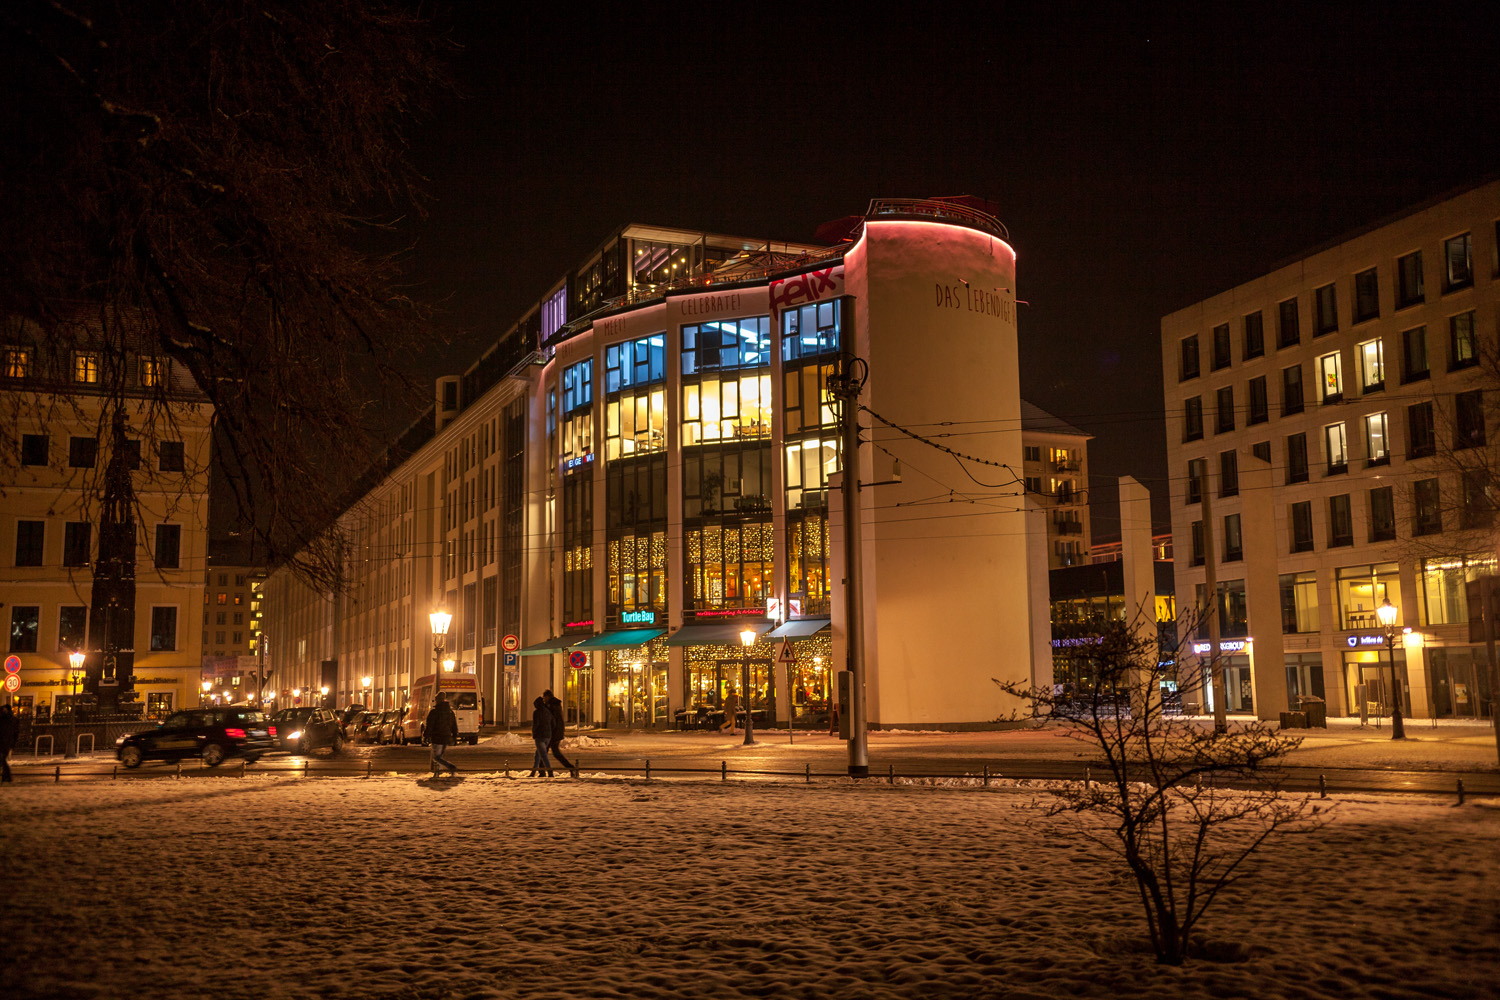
[268,726,277,736]
[225,728,246,739]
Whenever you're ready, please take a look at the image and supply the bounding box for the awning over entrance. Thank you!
[570,628,666,650]
[665,621,776,647]
[516,635,588,656]
[766,618,831,639]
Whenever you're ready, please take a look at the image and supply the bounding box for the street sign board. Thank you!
[777,638,797,664]
[503,652,519,669]
[502,634,519,652]
[568,650,588,670]
[4,673,20,693]
[3,655,20,674]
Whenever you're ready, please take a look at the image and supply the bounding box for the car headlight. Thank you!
[115,734,128,746]
[287,730,303,741]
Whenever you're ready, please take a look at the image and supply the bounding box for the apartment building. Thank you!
[1162,179,1499,722]
[1021,400,1093,567]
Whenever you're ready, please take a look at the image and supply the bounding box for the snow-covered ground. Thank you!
[2,775,1496,1000]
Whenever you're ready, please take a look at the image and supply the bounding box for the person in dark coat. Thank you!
[529,695,554,777]
[424,694,459,776]
[0,703,19,783]
[542,689,574,773]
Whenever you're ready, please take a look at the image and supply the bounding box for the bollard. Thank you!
[366,760,372,779]
[1457,777,1465,805]
[888,764,894,785]
[505,766,511,779]
[983,764,989,787]
[303,760,309,778]
[1084,766,1091,789]
[54,765,60,784]
[645,758,651,781]
[1319,774,1327,799]
[721,760,727,781]
[575,758,581,779]
[241,761,247,778]
[176,761,182,780]
[113,765,118,780]
[805,763,811,784]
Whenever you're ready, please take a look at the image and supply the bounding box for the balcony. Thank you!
[1053,460,1080,473]
[1052,519,1084,535]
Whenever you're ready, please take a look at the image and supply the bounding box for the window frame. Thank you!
[1396,250,1424,309]
[1313,283,1339,336]
[1443,232,1473,292]
[1353,267,1380,323]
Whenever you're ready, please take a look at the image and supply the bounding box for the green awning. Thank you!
[665,621,775,647]
[517,634,588,656]
[766,618,831,639]
[570,628,666,650]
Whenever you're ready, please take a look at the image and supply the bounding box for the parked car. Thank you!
[337,703,368,738]
[351,711,384,743]
[270,707,345,755]
[116,708,276,768]
[372,710,405,745]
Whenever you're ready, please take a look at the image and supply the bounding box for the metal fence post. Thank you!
[54,765,60,783]
[888,764,894,784]
[1458,777,1466,805]
[721,760,727,781]
[1319,774,1327,799]
[805,763,811,784]
[176,762,182,780]
[366,761,372,779]
[983,764,989,787]
[645,758,651,781]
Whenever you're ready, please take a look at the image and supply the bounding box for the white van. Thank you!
[403,673,482,745]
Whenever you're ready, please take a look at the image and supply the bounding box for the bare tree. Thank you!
[997,609,1324,965]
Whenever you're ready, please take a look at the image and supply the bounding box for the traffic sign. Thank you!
[3,673,20,694]
[777,639,797,664]
[568,650,588,670]
[502,652,519,669]
[502,634,519,652]
[3,655,19,674]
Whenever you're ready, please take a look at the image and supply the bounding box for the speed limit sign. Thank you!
[3,673,20,694]
[568,650,588,670]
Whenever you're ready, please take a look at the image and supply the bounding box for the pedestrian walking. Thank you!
[425,693,459,776]
[0,703,18,784]
[720,689,740,734]
[542,689,574,773]
[529,696,554,777]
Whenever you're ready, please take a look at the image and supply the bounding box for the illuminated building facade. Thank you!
[1162,179,1500,722]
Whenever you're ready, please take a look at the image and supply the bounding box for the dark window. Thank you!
[9,606,39,652]
[1251,440,1271,463]
[154,524,181,569]
[121,439,141,470]
[1190,520,1205,566]
[1243,311,1264,359]
[1397,251,1424,308]
[1407,402,1436,458]
[1314,283,1338,335]
[63,522,90,567]
[1180,335,1200,381]
[1219,450,1239,497]
[157,441,185,473]
[442,380,458,410]
[1369,486,1396,542]
[58,605,87,651]
[150,606,178,651]
[1354,267,1380,322]
[1456,390,1486,449]
[1215,385,1235,433]
[1401,326,1429,382]
[15,520,43,566]
[1286,433,1309,484]
[1461,471,1493,530]
[1183,396,1203,441]
[68,437,97,468]
[1277,298,1300,348]
[1328,494,1353,547]
[1222,513,1243,561]
[1449,311,1477,370]
[1414,478,1441,535]
[1186,458,1205,504]
[20,434,47,466]
[1248,376,1268,424]
[1290,501,1314,553]
[1281,364,1304,415]
[1211,323,1231,370]
[1444,233,1473,291]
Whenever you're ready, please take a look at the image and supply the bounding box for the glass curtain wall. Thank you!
[681,317,774,611]
[781,300,841,617]
[605,336,668,619]
[560,360,594,625]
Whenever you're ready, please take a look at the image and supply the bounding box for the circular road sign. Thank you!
[502,634,519,653]
[3,673,20,694]
[4,654,20,674]
[568,650,588,670]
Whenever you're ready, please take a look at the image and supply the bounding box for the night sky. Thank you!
[397,3,1500,538]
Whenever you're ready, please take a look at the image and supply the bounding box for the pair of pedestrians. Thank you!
[530,690,574,777]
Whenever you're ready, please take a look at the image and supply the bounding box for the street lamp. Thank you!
[201,679,213,706]
[361,675,373,707]
[429,609,452,680]
[1376,598,1406,740]
[739,628,757,746]
[64,651,85,759]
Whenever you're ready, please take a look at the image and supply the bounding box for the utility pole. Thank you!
[1200,471,1227,734]
[830,353,870,778]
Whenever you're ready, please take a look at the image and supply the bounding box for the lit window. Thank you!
[1317,352,1342,402]
[1364,412,1389,465]
[140,356,162,387]
[1358,339,1384,391]
[1325,423,1348,474]
[1450,311,1477,370]
[4,347,31,378]
[74,352,100,384]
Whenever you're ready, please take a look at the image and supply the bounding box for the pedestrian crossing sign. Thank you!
[777,638,797,664]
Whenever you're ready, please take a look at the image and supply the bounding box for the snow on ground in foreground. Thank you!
[1,778,1496,1000]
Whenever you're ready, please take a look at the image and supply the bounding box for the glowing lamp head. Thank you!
[202,680,213,693]
[739,629,756,649]
[292,688,301,697]
[1376,598,1399,629]
[362,676,373,689]
[69,651,85,672]
[429,610,453,637]
[319,686,329,696]
[443,658,455,672]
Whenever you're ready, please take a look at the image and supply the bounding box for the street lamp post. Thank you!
[1376,598,1406,740]
[429,609,452,686]
[64,651,85,759]
[362,675,373,709]
[201,679,212,706]
[739,628,757,746]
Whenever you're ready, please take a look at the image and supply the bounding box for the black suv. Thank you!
[271,707,345,755]
[116,708,277,768]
